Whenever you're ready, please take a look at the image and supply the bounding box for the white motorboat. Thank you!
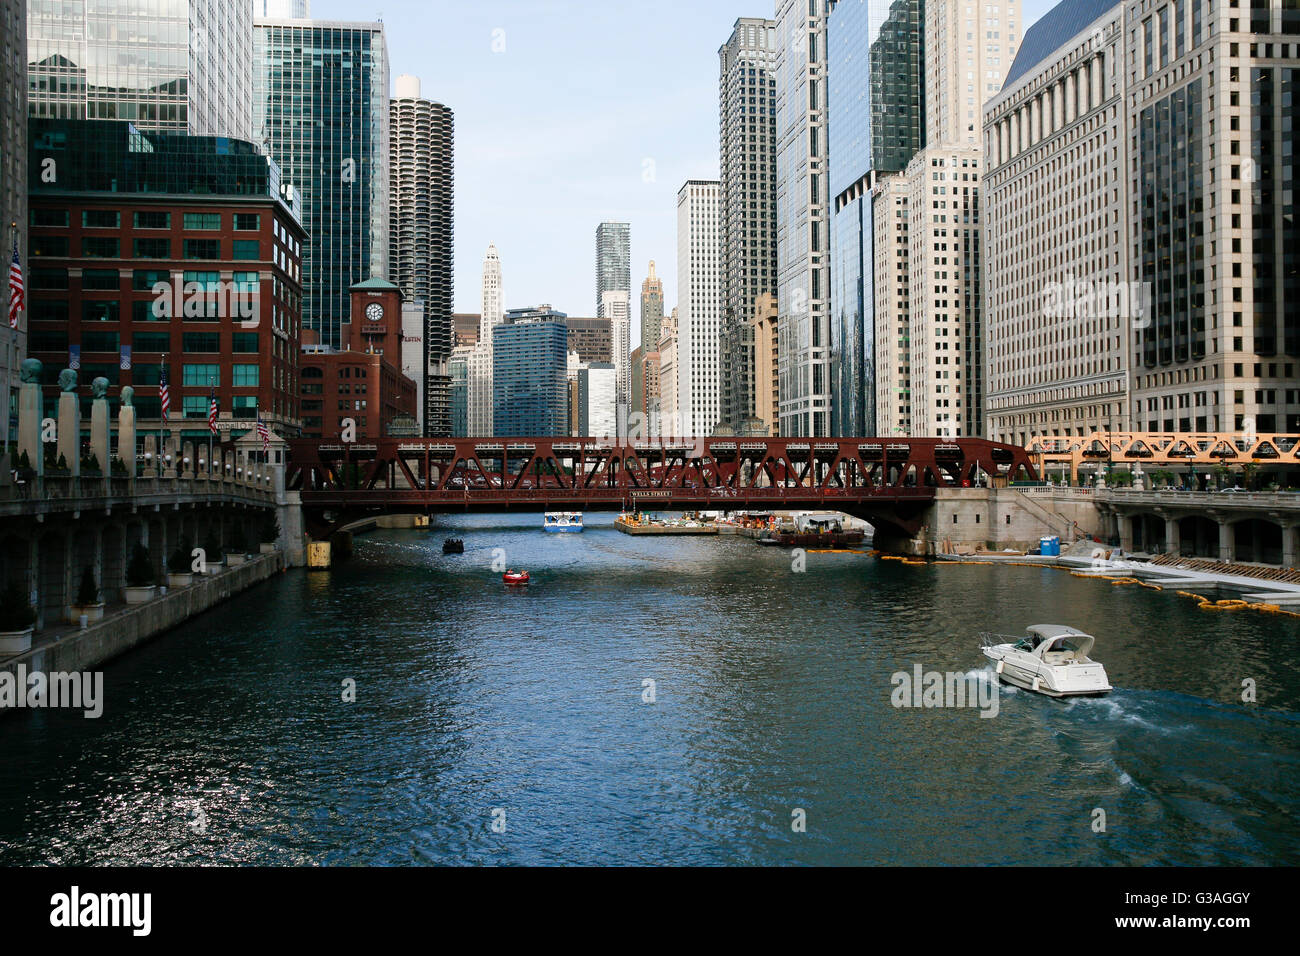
[979,624,1113,697]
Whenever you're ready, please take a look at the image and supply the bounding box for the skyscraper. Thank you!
[719,17,779,434]
[774,0,831,437]
[595,222,631,318]
[903,0,1019,438]
[602,289,632,407]
[253,13,389,350]
[27,0,254,141]
[676,180,723,437]
[826,0,925,436]
[389,74,454,436]
[493,307,570,437]
[468,243,504,436]
[640,260,664,353]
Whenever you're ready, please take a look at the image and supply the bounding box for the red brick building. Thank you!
[26,120,305,450]
[299,279,418,440]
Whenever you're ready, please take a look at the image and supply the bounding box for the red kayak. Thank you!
[502,571,530,585]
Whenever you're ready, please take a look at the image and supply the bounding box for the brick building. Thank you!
[26,119,305,452]
[299,278,418,440]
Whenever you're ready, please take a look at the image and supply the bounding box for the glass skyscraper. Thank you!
[253,15,389,350]
[826,0,924,436]
[595,222,630,319]
[493,308,569,437]
[27,0,254,140]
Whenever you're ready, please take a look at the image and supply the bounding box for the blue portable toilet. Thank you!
[1040,536,1061,557]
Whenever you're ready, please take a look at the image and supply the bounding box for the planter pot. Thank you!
[259,543,277,554]
[69,603,105,625]
[123,585,156,605]
[226,553,247,567]
[167,572,193,588]
[0,627,33,655]
[203,559,226,574]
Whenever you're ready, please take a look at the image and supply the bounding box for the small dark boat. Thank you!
[443,538,464,554]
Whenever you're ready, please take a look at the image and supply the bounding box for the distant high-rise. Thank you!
[253,14,389,349]
[468,243,504,436]
[390,74,454,436]
[253,0,310,16]
[826,0,925,436]
[493,307,570,437]
[640,261,664,352]
[602,290,632,407]
[719,17,778,433]
[774,0,830,436]
[28,0,254,140]
[676,180,723,437]
[595,222,631,318]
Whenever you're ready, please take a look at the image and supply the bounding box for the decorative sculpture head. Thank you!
[120,386,134,408]
[19,358,42,384]
[58,368,78,393]
[91,377,109,399]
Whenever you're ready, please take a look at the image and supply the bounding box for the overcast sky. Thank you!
[311,0,1059,344]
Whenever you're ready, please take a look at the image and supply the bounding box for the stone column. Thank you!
[90,378,110,474]
[142,434,157,478]
[56,373,81,476]
[1118,513,1134,553]
[182,441,195,480]
[1165,516,1181,557]
[17,361,43,475]
[1218,519,1234,562]
[1283,525,1297,569]
[117,390,136,478]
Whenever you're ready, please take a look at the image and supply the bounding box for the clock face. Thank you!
[365,303,384,322]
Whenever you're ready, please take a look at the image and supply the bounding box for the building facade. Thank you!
[565,316,612,365]
[719,16,779,433]
[595,221,630,318]
[26,119,305,451]
[601,289,632,406]
[577,362,617,438]
[448,345,470,437]
[27,0,254,140]
[826,0,925,436]
[493,306,569,437]
[676,180,723,437]
[658,308,679,433]
[640,260,664,355]
[467,243,503,436]
[984,0,1128,445]
[3,0,27,451]
[389,74,454,436]
[253,14,389,350]
[774,0,831,436]
[872,175,911,435]
[299,278,417,440]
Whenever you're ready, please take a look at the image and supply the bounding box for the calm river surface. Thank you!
[2,513,1298,865]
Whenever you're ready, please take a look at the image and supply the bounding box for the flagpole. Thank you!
[3,222,17,458]
[160,353,167,474]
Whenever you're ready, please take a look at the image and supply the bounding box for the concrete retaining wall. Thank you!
[1,552,285,714]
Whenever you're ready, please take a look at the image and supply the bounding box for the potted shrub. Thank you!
[227,527,251,567]
[202,531,225,574]
[45,451,71,477]
[110,456,129,478]
[70,565,105,624]
[167,541,195,588]
[0,580,36,654]
[124,543,156,604]
[259,513,280,554]
[15,450,35,482]
[80,453,103,477]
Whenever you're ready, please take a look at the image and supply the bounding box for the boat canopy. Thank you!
[1025,624,1096,659]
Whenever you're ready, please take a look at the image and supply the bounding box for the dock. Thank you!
[614,517,719,536]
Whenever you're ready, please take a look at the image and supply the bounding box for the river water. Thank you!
[2,513,1298,865]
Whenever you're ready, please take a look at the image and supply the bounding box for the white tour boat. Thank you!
[543,512,584,533]
[979,624,1113,697]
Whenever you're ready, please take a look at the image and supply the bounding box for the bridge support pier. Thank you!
[1284,525,1298,570]
[1164,515,1181,557]
[1218,519,1235,562]
[1119,515,1134,553]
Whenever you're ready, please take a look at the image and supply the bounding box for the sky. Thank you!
[311,0,1059,345]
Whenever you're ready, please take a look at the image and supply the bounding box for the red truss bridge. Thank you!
[286,436,1038,538]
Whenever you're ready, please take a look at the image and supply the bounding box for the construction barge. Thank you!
[615,514,720,536]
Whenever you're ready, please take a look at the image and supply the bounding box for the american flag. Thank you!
[159,363,170,420]
[208,388,219,435]
[256,413,270,452]
[7,238,23,329]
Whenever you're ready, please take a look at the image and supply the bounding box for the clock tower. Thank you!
[347,277,404,357]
